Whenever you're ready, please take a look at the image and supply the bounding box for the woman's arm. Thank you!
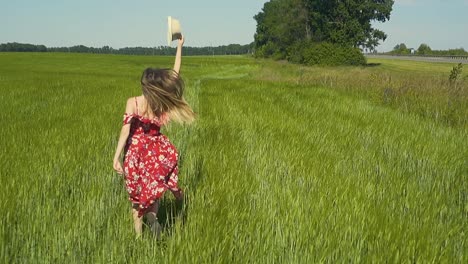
[173,35,184,74]
[113,99,134,174]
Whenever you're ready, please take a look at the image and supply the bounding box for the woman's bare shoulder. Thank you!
[125,97,137,113]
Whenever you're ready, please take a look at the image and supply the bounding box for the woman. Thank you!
[113,36,194,237]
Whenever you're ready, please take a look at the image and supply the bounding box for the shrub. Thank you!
[301,42,366,66]
[286,41,366,66]
[254,42,287,60]
[286,41,306,64]
[449,63,463,83]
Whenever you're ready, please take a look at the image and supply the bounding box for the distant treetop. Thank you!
[0,42,255,56]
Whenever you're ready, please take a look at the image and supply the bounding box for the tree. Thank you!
[417,43,431,55]
[0,42,259,56]
[307,0,394,49]
[254,0,394,60]
[393,43,408,54]
[254,0,309,59]
[0,42,47,52]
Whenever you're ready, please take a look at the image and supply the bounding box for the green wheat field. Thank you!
[0,53,466,263]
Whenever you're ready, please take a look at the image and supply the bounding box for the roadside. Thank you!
[366,54,468,64]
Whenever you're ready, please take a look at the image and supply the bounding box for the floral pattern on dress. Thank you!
[123,112,181,217]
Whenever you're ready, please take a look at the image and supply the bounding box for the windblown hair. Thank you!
[140,68,195,124]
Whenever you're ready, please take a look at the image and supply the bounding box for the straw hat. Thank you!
[167,16,182,46]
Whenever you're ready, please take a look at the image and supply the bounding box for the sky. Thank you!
[374,0,468,51]
[0,0,467,52]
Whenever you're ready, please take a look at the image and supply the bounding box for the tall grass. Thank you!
[255,58,467,127]
[0,53,466,263]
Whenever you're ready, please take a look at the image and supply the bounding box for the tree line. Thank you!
[253,0,394,65]
[0,42,254,56]
[390,43,468,56]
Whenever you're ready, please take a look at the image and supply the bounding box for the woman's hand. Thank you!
[177,34,184,47]
[113,159,124,175]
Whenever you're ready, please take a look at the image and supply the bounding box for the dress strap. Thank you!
[134,97,139,115]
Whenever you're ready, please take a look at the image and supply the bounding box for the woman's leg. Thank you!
[132,208,143,236]
[172,189,184,200]
[146,200,162,238]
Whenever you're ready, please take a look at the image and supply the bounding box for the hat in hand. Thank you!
[167,16,182,46]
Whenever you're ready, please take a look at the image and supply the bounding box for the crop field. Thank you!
[0,53,466,263]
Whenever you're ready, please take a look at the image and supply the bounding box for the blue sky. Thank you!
[1,0,467,51]
[375,0,468,51]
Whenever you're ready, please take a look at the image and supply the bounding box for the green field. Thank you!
[0,53,466,263]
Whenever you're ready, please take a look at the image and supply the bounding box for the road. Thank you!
[366,55,468,64]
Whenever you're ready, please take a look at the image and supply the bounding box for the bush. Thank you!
[259,40,366,66]
[286,41,306,64]
[303,42,366,66]
[255,42,287,60]
[286,41,366,66]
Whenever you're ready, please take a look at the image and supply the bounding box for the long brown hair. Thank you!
[140,68,195,124]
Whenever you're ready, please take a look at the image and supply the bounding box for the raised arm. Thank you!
[173,35,184,74]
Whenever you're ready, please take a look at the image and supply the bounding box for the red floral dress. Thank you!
[123,98,181,217]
